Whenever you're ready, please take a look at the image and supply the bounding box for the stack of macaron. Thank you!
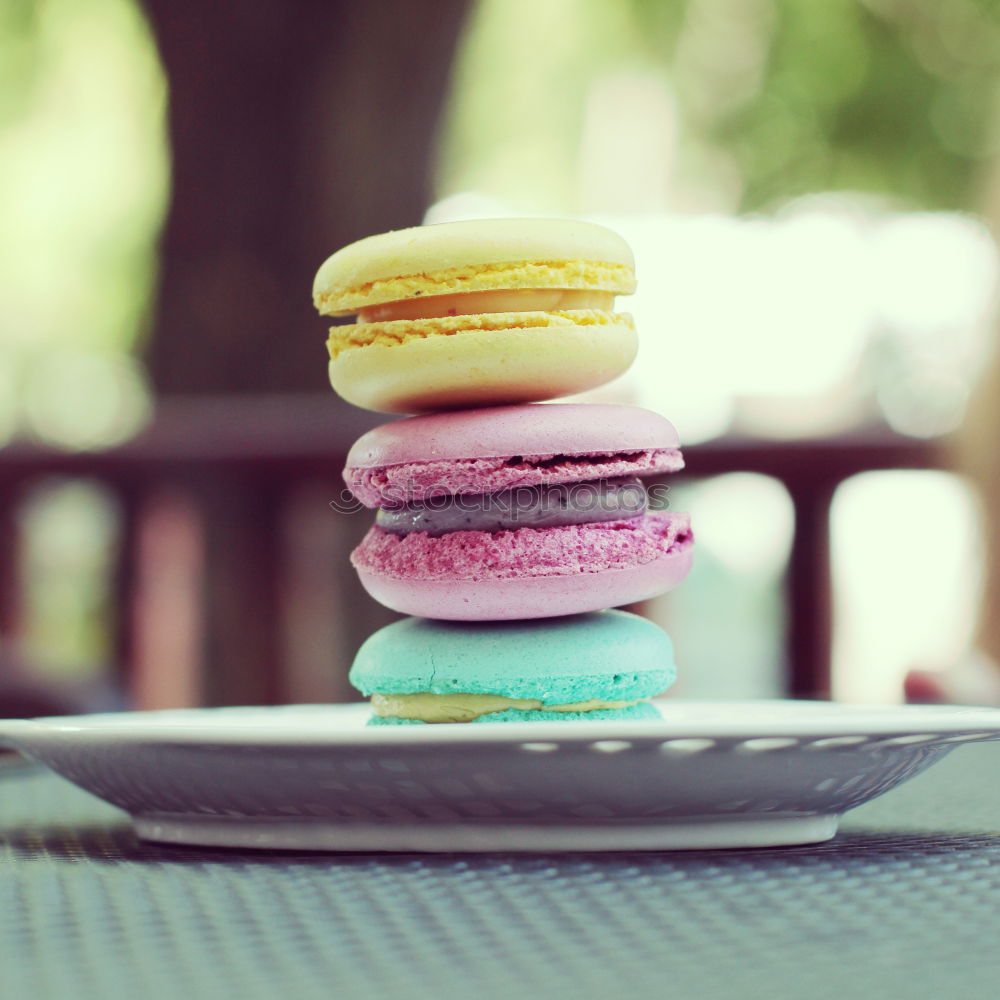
[313,218,692,724]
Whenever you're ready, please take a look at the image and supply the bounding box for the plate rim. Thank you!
[4,699,1000,748]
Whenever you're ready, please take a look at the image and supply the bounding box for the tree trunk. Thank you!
[142,0,469,395]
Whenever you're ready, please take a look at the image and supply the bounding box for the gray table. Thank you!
[2,745,999,1000]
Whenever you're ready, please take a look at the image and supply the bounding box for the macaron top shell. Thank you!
[313,218,636,316]
[349,610,676,704]
[347,404,679,469]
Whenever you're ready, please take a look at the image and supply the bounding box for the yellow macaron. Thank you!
[313,218,638,413]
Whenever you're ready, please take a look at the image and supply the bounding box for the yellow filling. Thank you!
[327,309,634,358]
[358,289,614,323]
[371,692,641,723]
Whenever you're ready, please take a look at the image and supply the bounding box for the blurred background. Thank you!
[2,0,999,715]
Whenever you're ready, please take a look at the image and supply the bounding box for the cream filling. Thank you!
[358,289,615,323]
[371,691,642,723]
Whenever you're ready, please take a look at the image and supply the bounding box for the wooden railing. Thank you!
[0,395,943,708]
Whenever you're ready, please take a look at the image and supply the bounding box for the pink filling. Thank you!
[345,449,684,509]
[350,511,692,581]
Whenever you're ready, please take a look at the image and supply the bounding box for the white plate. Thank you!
[2,700,1000,851]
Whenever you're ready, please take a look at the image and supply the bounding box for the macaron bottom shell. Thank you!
[367,702,664,725]
[351,612,676,724]
[350,511,693,620]
[327,321,637,413]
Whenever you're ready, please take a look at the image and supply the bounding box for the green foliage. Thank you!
[0,0,166,446]
[710,0,1000,210]
[442,0,1000,213]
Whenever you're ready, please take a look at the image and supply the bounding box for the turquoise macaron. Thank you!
[349,610,676,724]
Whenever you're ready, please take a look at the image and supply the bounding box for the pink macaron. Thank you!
[344,404,693,621]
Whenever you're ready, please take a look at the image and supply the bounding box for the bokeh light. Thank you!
[691,473,794,578]
[0,0,165,446]
[23,351,152,449]
[651,473,792,700]
[832,470,983,703]
[428,199,1000,447]
[19,479,119,678]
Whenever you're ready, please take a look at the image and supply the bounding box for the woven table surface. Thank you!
[2,744,999,1000]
